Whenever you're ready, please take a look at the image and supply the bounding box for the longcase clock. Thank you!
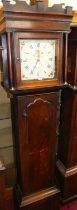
[56,13,77,202]
[0,1,72,209]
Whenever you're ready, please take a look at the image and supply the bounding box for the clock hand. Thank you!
[32,59,40,71]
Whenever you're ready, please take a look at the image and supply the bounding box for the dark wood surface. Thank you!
[56,87,77,202]
[0,162,6,210]
[0,1,72,90]
[0,1,73,209]
[56,25,77,202]
[56,23,77,202]
[11,90,60,210]
[12,92,58,194]
[67,27,77,88]
[13,32,62,90]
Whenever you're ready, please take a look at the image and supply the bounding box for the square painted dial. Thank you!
[19,39,57,81]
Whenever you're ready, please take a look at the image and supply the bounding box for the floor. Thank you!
[8,197,77,210]
[61,200,77,210]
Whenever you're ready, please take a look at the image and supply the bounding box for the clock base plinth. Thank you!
[14,185,60,210]
[56,160,77,203]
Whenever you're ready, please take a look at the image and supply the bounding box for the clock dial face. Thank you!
[19,39,57,81]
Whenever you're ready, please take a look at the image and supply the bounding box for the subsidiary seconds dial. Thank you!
[19,39,56,81]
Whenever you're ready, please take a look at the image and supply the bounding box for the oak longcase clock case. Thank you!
[0,1,72,210]
[56,16,77,202]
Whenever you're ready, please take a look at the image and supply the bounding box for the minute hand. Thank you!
[33,59,40,71]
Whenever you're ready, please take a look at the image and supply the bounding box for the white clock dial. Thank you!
[19,39,56,81]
